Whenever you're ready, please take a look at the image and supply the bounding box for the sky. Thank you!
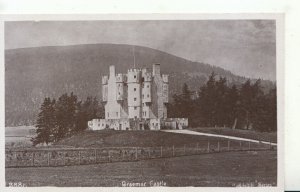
[5,20,276,81]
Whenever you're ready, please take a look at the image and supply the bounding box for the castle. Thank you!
[88,64,188,130]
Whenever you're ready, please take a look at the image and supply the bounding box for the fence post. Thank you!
[79,151,81,165]
[32,152,35,166]
[63,152,66,166]
[207,141,210,153]
[135,147,138,160]
[47,152,50,166]
[94,149,97,163]
[217,141,220,152]
[227,140,230,151]
[269,141,272,150]
[172,145,175,156]
[148,148,151,159]
[240,141,242,150]
[160,146,163,157]
[15,152,17,167]
[108,150,111,162]
[248,141,251,150]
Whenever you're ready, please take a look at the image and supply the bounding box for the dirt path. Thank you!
[162,129,277,146]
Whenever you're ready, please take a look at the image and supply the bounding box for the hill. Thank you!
[5,44,275,126]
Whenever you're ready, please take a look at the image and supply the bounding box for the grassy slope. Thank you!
[54,130,254,148]
[190,127,277,143]
[5,150,277,187]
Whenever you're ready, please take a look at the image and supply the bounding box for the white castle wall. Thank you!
[90,64,187,131]
[104,65,126,119]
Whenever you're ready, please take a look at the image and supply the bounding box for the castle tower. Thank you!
[141,68,152,119]
[127,68,142,119]
[152,63,168,119]
[104,65,126,119]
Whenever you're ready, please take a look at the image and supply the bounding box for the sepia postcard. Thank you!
[1,14,284,191]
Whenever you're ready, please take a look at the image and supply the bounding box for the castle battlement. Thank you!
[143,73,152,82]
[128,68,141,73]
[116,74,125,82]
[162,74,169,83]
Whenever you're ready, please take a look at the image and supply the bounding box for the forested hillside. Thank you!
[5,44,275,126]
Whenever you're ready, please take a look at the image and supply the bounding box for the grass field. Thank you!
[190,127,277,143]
[5,150,277,187]
[53,130,265,148]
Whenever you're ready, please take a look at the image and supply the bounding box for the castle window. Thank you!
[147,94,149,98]
[116,112,118,117]
[134,75,136,79]
[142,94,144,99]
[134,107,137,110]
[134,98,137,101]
[145,111,147,116]
[134,88,136,91]
[107,112,109,117]
[147,85,149,88]
[118,92,120,95]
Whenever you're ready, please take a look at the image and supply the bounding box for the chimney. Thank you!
[152,63,160,76]
[109,65,115,76]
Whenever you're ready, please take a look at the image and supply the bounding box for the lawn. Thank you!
[52,130,265,149]
[190,127,277,143]
[5,150,277,187]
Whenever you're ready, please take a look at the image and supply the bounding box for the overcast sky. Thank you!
[5,20,276,81]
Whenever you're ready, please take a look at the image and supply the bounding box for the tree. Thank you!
[197,72,218,126]
[53,92,78,141]
[31,92,106,145]
[252,87,277,132]
[168,83,196,126]
[214,77,229,127]
[75,96,104,132]
[226,85,239,128]
[31,98,56,146]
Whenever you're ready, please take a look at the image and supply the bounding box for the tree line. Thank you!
[32,72,276,146]
[168,73,277,132]
[31,93,104,146]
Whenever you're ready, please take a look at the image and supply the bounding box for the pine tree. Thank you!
[75,96,104,132]
[215,77,229,127]
[197,72,217,126]
[226,85,239,128]
[54,92,78,141]
[31,98,56,146]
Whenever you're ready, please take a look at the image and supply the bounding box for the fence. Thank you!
[5,140,276,168]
